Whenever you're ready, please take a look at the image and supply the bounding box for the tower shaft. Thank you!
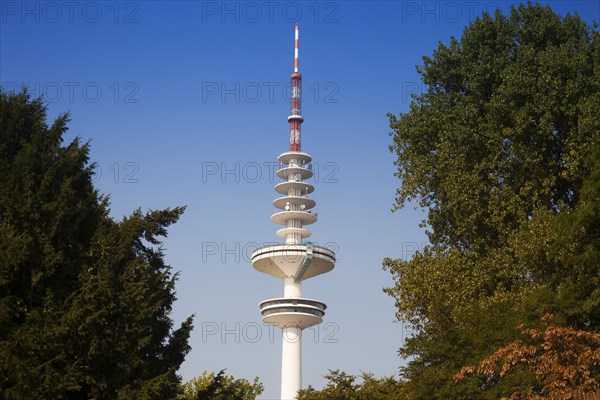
[281,327,302,400]
[251,24,335,400]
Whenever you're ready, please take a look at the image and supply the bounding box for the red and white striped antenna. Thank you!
[294,23,299,73]
[289,24,303,152]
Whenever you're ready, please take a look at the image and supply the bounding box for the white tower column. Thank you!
[281,326,302,400]
[284,277,301,298]
[282,277,302,399]
[251,24,335,400]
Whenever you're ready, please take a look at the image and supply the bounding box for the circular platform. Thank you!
[273,196,316,211]
[260,297,326,329]
[272,210,317,225]
[278,151,312,165]
[287,115,304,122]
[251,244,335,280]
[275,227,311,239]
[276,166,313,180]
[274,181,314,196]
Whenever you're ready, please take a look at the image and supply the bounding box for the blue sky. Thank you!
[1,1,598,398]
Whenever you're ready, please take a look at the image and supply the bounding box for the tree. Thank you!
[297,370,405,400]
[455,315,600,399]
[179,370,263,400]
[384,3,599,399]
[0,88,193,399]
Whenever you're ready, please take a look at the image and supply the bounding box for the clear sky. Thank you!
[1,1,598,398]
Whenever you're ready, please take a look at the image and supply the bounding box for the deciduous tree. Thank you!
[384,3,599,398]
[455,316,600,399]
[178,370,263,400]
[297,370,405,400]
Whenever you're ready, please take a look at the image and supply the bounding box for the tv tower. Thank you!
[251,24,336,400]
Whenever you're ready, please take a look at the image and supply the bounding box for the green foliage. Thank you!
[178,370,263,400]
[297,370,405,400]
[0,89,193,399]
[385,3,599,399]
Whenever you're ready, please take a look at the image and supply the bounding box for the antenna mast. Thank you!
[289,24,303,152]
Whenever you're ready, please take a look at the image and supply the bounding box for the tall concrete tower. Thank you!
[251,24,336,400]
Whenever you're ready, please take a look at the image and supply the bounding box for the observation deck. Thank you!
[259,297,327,329]
[251,244,335,281]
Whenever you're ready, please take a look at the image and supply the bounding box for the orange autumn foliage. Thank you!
[455,315,600,400]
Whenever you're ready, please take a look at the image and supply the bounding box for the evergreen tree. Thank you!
[0,89,193,399]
